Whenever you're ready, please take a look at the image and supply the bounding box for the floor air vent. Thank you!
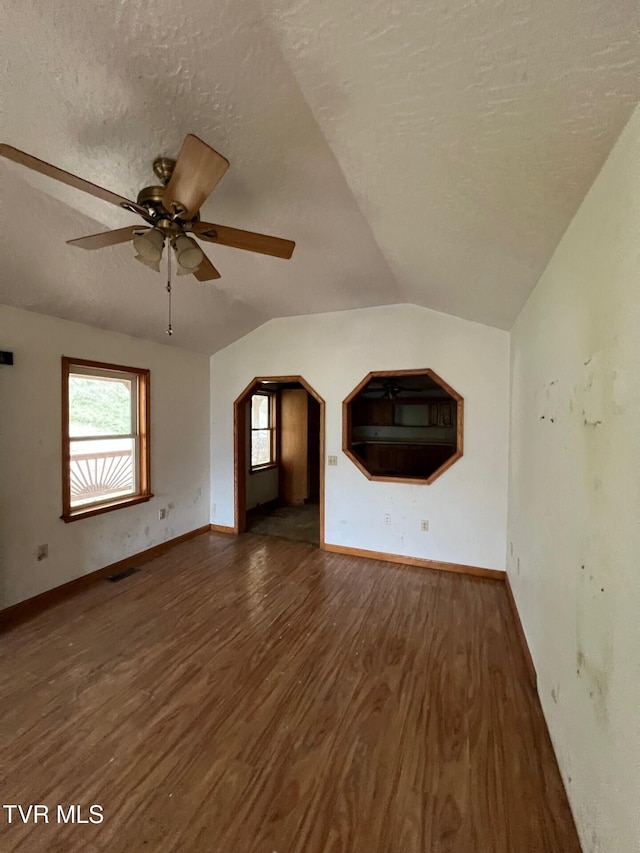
[106,567,140,583]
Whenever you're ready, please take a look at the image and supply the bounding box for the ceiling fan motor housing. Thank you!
[153,157,176,185]
[136,167,200,227]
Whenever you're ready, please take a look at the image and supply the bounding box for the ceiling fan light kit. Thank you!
[133,227,165,262]
[0,134,296,333]
[172,233,204,271]
[176,262,195,276]
[134,253,161,273]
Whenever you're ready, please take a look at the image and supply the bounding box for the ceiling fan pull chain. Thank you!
[166,242,173,337]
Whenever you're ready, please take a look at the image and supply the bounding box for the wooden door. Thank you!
[280,389,308,505]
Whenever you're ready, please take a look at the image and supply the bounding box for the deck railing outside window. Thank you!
[69,446,134,507]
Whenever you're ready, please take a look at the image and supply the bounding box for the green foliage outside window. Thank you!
[69,377,131,435]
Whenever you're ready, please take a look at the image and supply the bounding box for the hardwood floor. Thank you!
[0,532,581,852]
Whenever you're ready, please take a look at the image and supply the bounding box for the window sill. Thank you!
[249,463,278,475]
[61,493,154,523]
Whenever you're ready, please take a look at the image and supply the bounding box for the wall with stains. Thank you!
[0,306,211,609]
[507,105,639,853]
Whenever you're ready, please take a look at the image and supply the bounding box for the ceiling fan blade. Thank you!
[67,226,143,250]
[163,134,229,218]
[192,250,221,281]
[191,222,295,259]
[0,144,148,216]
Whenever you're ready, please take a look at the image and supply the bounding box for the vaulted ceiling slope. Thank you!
[1,0,638,354]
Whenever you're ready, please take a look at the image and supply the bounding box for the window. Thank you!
[61,357,152,521]
[250,391,276,470]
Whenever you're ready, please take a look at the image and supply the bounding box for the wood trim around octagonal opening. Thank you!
[342,368,464,485]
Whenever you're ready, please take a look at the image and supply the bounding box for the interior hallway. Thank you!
[246,502,320,545]
[0,532,580,853]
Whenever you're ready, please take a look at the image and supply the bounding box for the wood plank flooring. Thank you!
[0,532,581,852]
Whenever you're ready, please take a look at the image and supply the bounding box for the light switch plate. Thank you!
[328,455,338,466]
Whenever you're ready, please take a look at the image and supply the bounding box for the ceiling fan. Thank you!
[0,134,296,282]
[370,379,410,400]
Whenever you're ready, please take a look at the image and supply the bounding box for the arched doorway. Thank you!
[233,376,325,544]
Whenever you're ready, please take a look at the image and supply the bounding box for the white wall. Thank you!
[508,106,640,853]
[211,303,510,570]
[0,306,211,608]
[246,466,279,510]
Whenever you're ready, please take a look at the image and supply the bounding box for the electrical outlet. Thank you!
[421,520,429,532]
[384,513,391,526]
[36,544,48,561]
[328,455,338,466]
[159,508,167,520]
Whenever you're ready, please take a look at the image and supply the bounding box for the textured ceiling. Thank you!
[1,0,638,353]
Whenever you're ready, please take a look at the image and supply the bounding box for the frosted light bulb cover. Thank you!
[134,253,161,272]
[133,228,164,261]
[173,234,204,271]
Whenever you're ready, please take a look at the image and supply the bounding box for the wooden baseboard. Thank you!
[321,543,505,581]
[0,526,210,630]
[505,574,537,690]
[210,524,237,535]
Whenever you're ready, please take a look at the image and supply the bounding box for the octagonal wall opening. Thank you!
[343,369,464,484]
